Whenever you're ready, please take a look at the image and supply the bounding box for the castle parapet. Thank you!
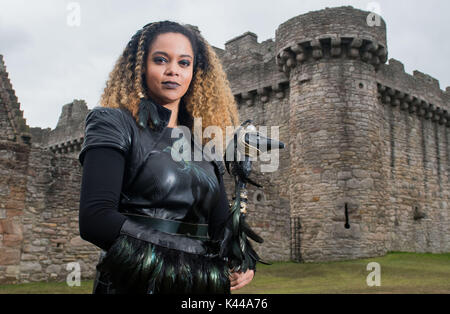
[45,99,88,151]
[377,58,449,114]
[275,6,388,74]
[225,32,260,55]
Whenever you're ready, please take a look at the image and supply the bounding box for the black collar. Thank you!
[138,97,193,132]
[136,97,225,176]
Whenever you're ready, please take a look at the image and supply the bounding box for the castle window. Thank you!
[345,203,350,229]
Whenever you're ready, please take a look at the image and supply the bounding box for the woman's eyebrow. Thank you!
[152,51,193,59]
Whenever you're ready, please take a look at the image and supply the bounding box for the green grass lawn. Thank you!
[0,252,448,294]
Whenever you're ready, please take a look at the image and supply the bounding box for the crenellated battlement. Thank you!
[377,82,449,126]
[377,58,449,116]
[44,99,88,155]
[276,35,388,74]
[275,6,387,74]
[219,32,287,102]
[225,32,259,54]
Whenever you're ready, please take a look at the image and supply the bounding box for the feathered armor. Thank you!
[219,120,285,273]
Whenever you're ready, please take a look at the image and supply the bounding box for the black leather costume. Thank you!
[78,99,241,294]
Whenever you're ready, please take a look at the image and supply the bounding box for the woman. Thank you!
[78,21,257,294]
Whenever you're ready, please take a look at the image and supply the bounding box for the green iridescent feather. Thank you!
[96,234,230,294]
[219,186,269,273]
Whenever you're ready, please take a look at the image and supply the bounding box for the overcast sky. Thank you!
[1,0,449,129]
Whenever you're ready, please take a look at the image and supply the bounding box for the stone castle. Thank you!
[1,6,449,284]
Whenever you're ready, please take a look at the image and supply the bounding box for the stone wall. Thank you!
[0,141,99,284]
[0,141,28,282]
[376,59,450,253]
[287,58,389,262]
[0,55,99,284]
[18,148,98,283]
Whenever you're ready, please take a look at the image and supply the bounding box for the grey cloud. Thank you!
[0,23,33,53]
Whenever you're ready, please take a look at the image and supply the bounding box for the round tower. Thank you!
[275,6,389,261]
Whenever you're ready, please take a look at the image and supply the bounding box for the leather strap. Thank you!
[122,213,210,240]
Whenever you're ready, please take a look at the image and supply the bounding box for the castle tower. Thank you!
[29,99,88,157]
[45,99,88,157]
[276,6,390,261]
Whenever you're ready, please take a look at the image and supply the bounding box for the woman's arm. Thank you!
[79,147,128,251]
[208,174,230,241]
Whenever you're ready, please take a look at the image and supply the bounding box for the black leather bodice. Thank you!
[79,101,226,254]
[120,126,220,224]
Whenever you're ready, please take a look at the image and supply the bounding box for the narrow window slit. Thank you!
[344,203,350,229]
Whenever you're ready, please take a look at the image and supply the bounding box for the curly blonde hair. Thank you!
[100,21,239,148]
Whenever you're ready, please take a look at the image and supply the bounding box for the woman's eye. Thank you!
[153,57,167,64]
[179,60,191,67]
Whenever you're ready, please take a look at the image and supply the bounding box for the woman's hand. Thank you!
[229,269,254,291]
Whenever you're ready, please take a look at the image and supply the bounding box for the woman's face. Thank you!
[145,32,194,108]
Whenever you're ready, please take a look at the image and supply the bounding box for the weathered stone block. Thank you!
[338,171,352,180]
[20,262,42,273]
[46,264,62,274]
[70,236,89,247]
[0,248,21,265]
[3,233,23,246]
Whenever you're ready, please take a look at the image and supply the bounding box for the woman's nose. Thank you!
[165,61,179,76]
